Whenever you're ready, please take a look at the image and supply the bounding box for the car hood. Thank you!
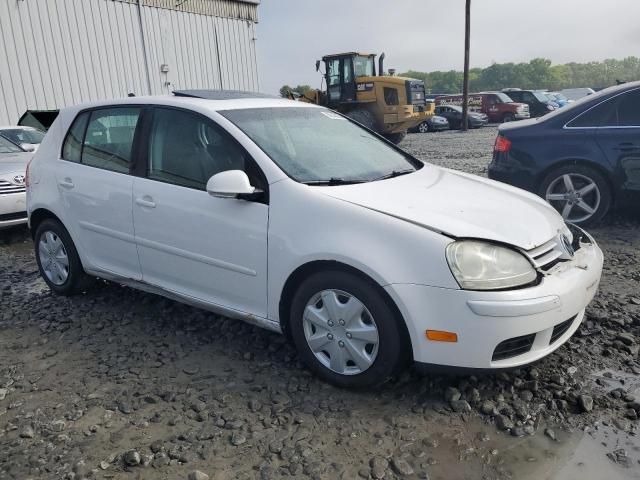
[319,166,565,250]
[0,151,32,174]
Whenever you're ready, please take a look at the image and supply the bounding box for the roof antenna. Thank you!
[127,92,136,97]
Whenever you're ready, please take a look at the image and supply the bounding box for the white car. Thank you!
[26,92,603,387]
[0,126,45,152]
[0,136,31,228]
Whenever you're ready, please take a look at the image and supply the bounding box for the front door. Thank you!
[132,107,269,317]
[56,106,142,280]
[326,56,356,107]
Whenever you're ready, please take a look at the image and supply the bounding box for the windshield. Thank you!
[0,128,45,145]
[533,92,551,102]
[220,107,421,184]
[0,136,23,153]
[353,55,375,77]
[494,92,513,103]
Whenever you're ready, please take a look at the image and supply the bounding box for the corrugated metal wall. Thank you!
[0,0,259,125]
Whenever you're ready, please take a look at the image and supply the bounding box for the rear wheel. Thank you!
[382,131,407,144]
[35,219,93,295]
[502,113,516,123]
[417,122,430,133]
[288,270,408,388]
[538,165,611,226]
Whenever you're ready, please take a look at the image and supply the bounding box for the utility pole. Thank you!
[461,0,471,131]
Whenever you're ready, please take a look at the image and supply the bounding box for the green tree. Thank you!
[279,84,313,98]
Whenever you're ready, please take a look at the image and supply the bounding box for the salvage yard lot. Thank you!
[1,126,639,479]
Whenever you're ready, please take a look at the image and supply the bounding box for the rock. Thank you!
[616,333,635,346]
[613,417,630,431]
[579,395,594,413]
[544,428,557,441]
[495,415,514,431]
[183,365,200,375]
[480,400,495,415]
[370,457,388,479]
[391,457,414,476]
[188,471,210,480]
[630,297,640,305]
[450,400,472,413]
[99,461,110,470]
[231,431,246,446]
[511,426,526,437]
[123,450,141,466]
[0,388,7,400]
[20,425,35,438]
[444,387,461,402]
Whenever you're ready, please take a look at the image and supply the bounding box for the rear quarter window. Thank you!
[62,112,90,162]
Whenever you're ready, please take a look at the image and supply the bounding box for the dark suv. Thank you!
[489,81,640,226]
[502,89,556,117]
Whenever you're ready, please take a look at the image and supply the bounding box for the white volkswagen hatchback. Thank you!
[27,91,603,387]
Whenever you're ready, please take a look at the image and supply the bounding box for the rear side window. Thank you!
[567,90,640,128]
[62,112,90,162]
[82,108,140,173]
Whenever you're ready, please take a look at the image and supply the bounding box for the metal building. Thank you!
[0,0,260,125]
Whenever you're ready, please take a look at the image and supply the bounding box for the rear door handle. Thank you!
[58,178,74,189]
[615,142,640,151]
[135,196,156,208]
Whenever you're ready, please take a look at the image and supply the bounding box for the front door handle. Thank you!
[58,178,74,189]
[135,196,156,208]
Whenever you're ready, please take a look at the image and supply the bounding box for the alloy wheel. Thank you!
[418,122,430,133]
[545,173,601,223]
[38,231,70,286]
[302,289,379,375]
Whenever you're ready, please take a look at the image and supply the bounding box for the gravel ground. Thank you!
[1,126,639,480]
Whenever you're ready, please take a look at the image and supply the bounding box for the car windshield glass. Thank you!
[1,128,45,145]
[533,92,551,102]
[448,105,462,112]
[494,92,513,103]
[353,55,374,77]
[220,107,422,184]
[0,136,23,153]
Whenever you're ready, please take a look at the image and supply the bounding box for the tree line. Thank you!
[400,57,640,94]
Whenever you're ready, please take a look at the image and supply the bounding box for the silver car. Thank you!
[0,136,31,228]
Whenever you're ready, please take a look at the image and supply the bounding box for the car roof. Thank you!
[0,125,38,130]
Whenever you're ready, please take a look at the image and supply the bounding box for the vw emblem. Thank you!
[12,175,25,185]
[560,234,575,257]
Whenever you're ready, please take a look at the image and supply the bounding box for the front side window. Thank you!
[327,59,340,87]
[82,108,140,173]
[147,108,249,190]
[62,112,90,163]
[220,107,422,184]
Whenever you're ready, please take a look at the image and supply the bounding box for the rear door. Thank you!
[56,107,142,279]
[595,88,640,203]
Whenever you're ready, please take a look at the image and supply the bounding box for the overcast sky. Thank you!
[256,0,640,94]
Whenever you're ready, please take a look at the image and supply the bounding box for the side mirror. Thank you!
[206,170,258,199]
[20,143,36,152]
[315,60,321,72]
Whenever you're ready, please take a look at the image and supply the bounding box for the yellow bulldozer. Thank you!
[296,52,433,144]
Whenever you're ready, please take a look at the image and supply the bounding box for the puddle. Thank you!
[591,369,640,398]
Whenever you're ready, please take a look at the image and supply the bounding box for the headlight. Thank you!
[446,240,537,290]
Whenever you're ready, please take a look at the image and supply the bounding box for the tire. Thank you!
[34,219,94,295]
[502,113,516,123]
[417,122,430,134]
[382,131,407,144]
[288,270,409,388]
[345,109,376,131]
[538,164,612,227]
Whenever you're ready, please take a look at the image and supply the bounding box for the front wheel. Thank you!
[502,113,516,123]
[382,131,407,144]
[538,165,612,226]
[34,219,93,295]
[417,122,430,133]
[288,271,408,388]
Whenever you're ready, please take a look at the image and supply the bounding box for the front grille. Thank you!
[550,317,575,344]
[525,238,564,270]
[492,333,536,361]
[0,180,26,195]
[0,211,27,222]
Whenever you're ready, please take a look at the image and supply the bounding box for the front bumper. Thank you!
[386,235,603,369]
[0,192,27,228]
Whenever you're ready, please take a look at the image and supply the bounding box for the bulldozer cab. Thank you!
[320,53,376,107]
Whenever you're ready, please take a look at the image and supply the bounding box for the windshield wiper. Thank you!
[371,169,415,182]
[302,177,366,186]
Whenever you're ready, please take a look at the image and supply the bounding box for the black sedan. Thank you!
[489,81,640,226]
[434,105,488,129]
[410,115,449,133]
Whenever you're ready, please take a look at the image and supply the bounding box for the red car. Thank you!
[436,92,529,123]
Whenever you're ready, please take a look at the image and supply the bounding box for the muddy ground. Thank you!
[1,126,639,480]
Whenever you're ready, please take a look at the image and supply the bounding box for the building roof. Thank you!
[113,0,259,21]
